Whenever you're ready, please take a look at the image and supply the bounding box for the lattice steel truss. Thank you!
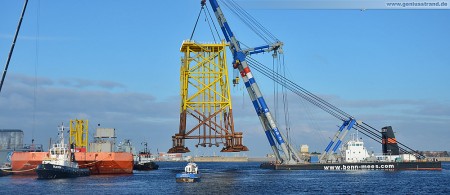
[168,40,248,153]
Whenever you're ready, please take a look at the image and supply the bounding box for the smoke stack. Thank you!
[381,126,399,155]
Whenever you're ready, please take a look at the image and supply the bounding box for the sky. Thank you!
[0,0,449,157]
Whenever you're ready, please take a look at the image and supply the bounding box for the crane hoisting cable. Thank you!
[246,57,426,159]
[189,3,205,40]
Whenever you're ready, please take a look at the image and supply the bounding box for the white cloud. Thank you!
[0,73,448,157]
[58,78,126,90]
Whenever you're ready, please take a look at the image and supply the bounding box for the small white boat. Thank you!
[176,162,200,182]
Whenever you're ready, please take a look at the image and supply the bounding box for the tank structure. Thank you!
[0,129,24,166]
[0,129,24,150]
[0,129,43,166]
[168,40,248,153]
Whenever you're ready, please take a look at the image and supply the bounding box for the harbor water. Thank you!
[1,162,449,194]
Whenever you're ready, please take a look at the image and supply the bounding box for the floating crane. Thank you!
[202,0,426,163]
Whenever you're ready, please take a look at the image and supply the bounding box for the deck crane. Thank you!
[204,0,301,164]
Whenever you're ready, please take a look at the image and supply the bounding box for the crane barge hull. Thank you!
[260,161,442,171]
[11,152,133,175]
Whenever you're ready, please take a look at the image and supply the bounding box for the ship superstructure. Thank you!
[342,133,370,163]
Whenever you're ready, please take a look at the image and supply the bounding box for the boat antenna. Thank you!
[142,142,148,153]
[0,0,28,94]
[59,123,65,145]
[356,129,359,140]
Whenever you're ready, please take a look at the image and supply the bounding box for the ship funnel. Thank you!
[381,126,399,155]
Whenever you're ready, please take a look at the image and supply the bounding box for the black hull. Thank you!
[260,161,442,171]
[36,164,90,179]
[133,162,159,171]
[0,168,12,177]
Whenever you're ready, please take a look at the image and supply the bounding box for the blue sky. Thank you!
[0,0,449,156]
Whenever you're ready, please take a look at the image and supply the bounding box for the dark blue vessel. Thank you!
[35,124,90,179]
[36,163,90,179]
[261,127,442,171]
[133,142,159,171]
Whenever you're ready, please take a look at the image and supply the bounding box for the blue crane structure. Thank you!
[203,0,426,162]
[205,0,301,164]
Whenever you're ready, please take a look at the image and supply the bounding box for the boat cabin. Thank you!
[185,162,198,174]
[342,134,370,163]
